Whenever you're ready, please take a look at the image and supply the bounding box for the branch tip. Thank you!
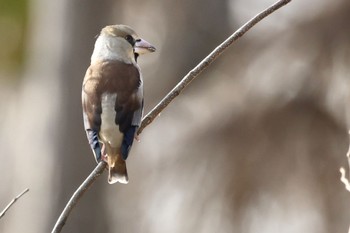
[0,188,30,219]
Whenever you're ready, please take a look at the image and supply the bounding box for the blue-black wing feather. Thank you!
[121,126,137,160]
[86,129,102,162]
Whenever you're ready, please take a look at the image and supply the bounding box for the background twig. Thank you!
[0,188,29,219]
[51,0,292,232]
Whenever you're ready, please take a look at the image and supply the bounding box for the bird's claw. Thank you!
[135,135,141,142]
[100,141,108,162]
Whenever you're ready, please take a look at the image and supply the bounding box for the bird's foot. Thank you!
[100,142,108,162]
[101,153,108,162]
[134,135,141,142]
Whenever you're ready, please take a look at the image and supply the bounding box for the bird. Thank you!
[82,25,156,184]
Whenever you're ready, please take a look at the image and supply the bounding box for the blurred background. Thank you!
[0,0,350,232]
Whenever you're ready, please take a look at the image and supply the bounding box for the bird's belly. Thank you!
[100,93,123,148]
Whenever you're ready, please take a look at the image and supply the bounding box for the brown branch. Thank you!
[51,0,292,232]
[0,188,29,219]
[137,0,292,135]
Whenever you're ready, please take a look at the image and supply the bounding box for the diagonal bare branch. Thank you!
[0,188,29,219]
[51,161,106,233]
[51,0,292,232]
[137,0,292,135]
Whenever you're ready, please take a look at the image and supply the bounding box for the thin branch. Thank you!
[52,0,292,232]
[51,161,107,233]
[0,188,29,219]
[137,0,292,135]
[340,130,350,192]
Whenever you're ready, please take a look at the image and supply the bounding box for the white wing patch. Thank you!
[100,93,123,148]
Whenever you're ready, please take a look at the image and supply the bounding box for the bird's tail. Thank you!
[107,154,129,184]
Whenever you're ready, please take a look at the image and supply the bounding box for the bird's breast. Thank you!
[100,92,123,148]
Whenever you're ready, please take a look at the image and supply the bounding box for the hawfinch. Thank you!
[82,25,155,184]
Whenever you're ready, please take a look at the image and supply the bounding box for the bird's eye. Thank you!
[125,35,134,45]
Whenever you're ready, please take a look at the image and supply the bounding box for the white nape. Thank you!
[91,35,135,64]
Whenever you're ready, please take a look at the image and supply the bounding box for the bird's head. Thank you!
[92,24,156,64]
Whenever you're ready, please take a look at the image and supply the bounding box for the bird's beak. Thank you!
[134,38,156,54]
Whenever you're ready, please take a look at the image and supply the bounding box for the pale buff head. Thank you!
[91,25,156,64]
